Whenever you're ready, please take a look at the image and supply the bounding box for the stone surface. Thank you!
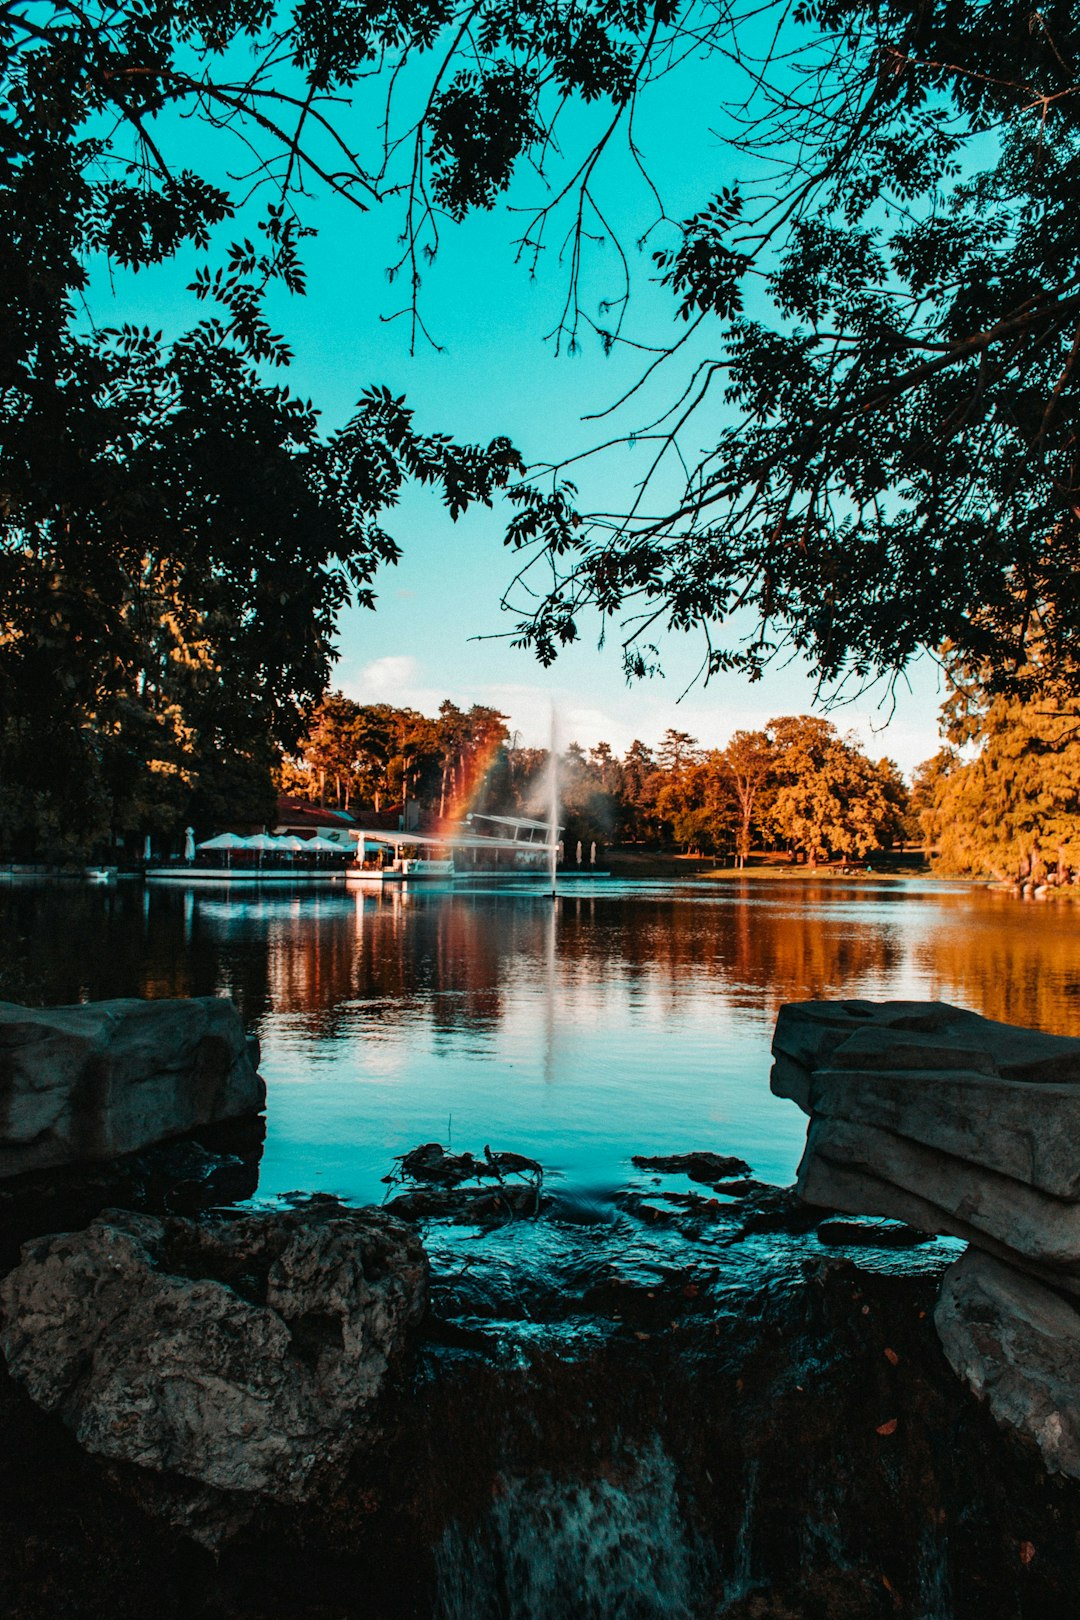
[772,998,1080,1086]
[935,1247,1080,1480]
[773,999,1080,1266]
[803,1067,1080,1199]
[0,1204,427,1507]
[799,1116,1080,1270]
[0,997,264,1178]
[775,997,1080,1481]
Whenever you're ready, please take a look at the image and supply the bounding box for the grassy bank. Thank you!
[604,848,933,882]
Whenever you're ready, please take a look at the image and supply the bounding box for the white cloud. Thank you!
[356,654,420,693]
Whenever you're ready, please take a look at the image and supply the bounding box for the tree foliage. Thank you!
[768,715,900,866]
[286,694,908,862]
[5,0,1066,861]
[0,0,534,855]
[505,0,1080,698]
[919,669,1080,884]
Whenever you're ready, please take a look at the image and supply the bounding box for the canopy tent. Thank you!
[195,832,353,858]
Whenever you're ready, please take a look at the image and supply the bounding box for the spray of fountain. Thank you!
[548,710,559,898]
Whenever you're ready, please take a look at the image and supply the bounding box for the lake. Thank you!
[5,876,1080,1204]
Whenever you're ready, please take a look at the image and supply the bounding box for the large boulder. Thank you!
[772,999,1080,1271]
[0,997,264,1178]
[0,1204,428,1508]
[935,1247,1080,1480]
[773,998,1080,1481]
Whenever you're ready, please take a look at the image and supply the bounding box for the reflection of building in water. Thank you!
[239,889,563,1038]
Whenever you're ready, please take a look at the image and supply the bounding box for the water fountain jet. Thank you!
[548,710,559,899]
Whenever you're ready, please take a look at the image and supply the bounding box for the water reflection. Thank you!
[4,878,1080,1202]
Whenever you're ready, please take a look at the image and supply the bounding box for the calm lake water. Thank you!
[5,876,1080,1203]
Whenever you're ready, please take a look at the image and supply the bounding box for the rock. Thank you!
[0,1114,266,1271]
[798,1117,1080,1272]
[0,996,264,1178]
[774,997,1080,1477]
[772,999,1080,1087]
[802,1067,1080,1199]
[631,1151,752,1184]
[0,1204,427,1518]
[815,1219,932,1249]
[935,1248,1080,1480]
[773,1001,1080,1265]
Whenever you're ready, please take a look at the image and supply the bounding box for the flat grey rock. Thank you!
[798,1117,1080,1270]
[935,1248,1080,1479]
[0,997,264,1177]
[774,998,1080,1480]
[773,999,1080,1096]
[806,1068,1080,1200]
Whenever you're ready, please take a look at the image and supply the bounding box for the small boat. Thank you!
[83,866,118,884]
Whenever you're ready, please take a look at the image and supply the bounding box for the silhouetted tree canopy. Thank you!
[504,0,1080,698]
[4,0,1078,852]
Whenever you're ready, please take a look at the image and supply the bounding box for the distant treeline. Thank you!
[282,695,913,866]
[10,656,1070,881]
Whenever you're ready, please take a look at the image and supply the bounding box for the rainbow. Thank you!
[436,733,507,833]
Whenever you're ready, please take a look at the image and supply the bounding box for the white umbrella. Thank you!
[196,832,246,851]
[274,834,308,853]
[184,827,196,861]
[244,833,284,852]
[305,834,348,853]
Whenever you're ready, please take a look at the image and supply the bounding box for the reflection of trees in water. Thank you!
[911,897,1080,1037]
[12,881,1080,1045]
[553,889,904,1018]
[260,893,547,1038]
[0,885,250,1008]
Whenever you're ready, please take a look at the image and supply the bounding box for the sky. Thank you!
[86,26,948,774]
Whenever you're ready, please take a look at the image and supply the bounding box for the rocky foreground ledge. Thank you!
[774,998,1080,1483]
[0,996,264,1178]
[2,998,1080,1615]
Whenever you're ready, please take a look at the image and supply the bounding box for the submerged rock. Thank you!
[0,996,264,1179]
[632,1152,752,1185]
[383,1140,543,1224]
[0,1203,427,1520]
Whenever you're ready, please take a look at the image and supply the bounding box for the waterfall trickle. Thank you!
[434,1438,700,1620]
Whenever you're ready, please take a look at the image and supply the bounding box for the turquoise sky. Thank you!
[88,41,945,771]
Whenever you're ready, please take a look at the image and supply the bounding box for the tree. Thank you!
[657,730,699,774]
[433,703,510,823]
[10,0,1078,864]
[767,715,895,866]
[720,730,776,867]
[504,3,1080,700]
[655,751,737,855]
[909,750,960,856]
[919,676,1080,883]
[619,740,661,842]
[1,0,544,855]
